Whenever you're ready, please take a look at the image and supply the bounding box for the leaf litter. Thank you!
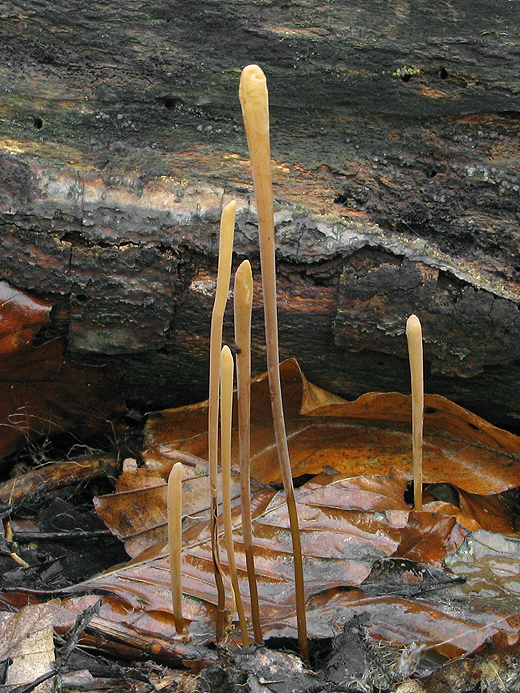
[1,292,520,689]
[143,359,520,493]
[39,360,520,690]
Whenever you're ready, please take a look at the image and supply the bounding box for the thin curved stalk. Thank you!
[239,64,308,662]
[167,461,186,635]
[209,200,236,640]
[220,344,250,645]
[406,314,424,511]
[234,259,262,643]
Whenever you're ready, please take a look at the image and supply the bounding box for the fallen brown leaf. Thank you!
[0,282,126,462]
[423,483,518,535]
[94,452,267,557]
[0,281,51,358]
[86,361,520,658]
[304,588,516,659]
[0,338,126,460]
[0,600,58,692]
[395,511,464,567]
[143,359,520,494]
[85,473,469,650]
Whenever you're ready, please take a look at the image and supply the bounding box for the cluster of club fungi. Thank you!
[166,65,425,661]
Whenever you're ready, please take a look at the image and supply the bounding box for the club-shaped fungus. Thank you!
[406,314,424,511]
[208,200,236,639]
[220,344,250,645]
[167,461,187,635]
[239,64,308,661]
[234,259,262,643]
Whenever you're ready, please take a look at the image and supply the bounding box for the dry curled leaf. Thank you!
[144,359,520,494]
[423,483,518,536]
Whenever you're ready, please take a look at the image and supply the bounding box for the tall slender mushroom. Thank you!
[406,314,424,511]
[167,461,186,635]
[234,259,262,643]
[208,200,236,640]
[239,64,308,661]
[220,344,250,645]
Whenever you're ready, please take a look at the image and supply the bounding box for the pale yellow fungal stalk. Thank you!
[167,461,186,635]
[406,314,424,511]
[209,200,236,640]
[234,259,262,643]
[220,344,250,645]
[239,64,308,661]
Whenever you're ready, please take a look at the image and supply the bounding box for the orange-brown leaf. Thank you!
[94,452,264,557]
[0,282,51,358]
[0,337,125,460]
[144,359,520,494]
[86,474,467,648]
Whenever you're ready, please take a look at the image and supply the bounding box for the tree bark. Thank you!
[1,0,520,430]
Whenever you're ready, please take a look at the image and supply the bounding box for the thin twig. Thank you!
[13,530,111,542]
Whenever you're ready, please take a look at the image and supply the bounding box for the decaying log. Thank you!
[0,1,520,430]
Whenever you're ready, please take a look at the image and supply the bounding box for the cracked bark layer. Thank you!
[0,0,519,431]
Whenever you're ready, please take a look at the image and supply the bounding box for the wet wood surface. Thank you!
[0,0,519,429]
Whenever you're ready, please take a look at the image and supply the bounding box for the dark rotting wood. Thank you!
[0,1,519,430]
